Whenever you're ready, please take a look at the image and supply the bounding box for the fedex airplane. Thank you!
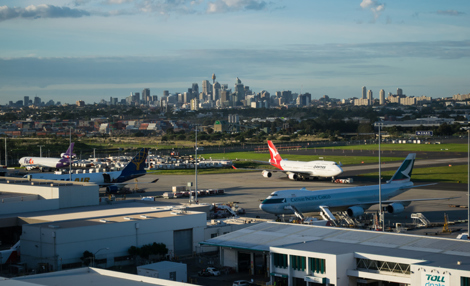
[26,148,155,194]
[262,140,343,181]
[260,153,453,219]
[19,143,75,171]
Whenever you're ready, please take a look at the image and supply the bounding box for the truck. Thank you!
[172,185,186,193]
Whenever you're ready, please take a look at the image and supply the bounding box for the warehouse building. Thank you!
[201,222,470,286]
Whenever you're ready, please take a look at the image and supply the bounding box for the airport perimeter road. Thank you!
[128,172,468,228]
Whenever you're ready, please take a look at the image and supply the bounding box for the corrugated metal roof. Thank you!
[201,222,470,256]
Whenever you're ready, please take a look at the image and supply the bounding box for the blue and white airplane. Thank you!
[260,153,453,218]
[27,148,156,193]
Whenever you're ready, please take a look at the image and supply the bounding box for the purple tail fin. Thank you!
[61,143,75,159]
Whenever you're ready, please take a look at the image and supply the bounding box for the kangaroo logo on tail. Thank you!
[267,140,282,169]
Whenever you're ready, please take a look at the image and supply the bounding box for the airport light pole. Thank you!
[4,137,7,167]
[69,127,72,182]
[378,122,384,231]
[195,125,198,204]
[38,145,44,157]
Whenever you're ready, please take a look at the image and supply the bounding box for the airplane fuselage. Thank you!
[272,159,343,178]
[259,181,413,215]
[19,157,69,169]
[28,170,145,187]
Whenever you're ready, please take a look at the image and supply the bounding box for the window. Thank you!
[211,233,218,238]
[273,253,288,268]
[291,255,306,271]
[169,271,176,281]
[462,276,470,286]
[356,258,410,275]
[309,257,326,274]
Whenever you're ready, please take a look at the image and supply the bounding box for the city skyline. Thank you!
[1,0,469,104]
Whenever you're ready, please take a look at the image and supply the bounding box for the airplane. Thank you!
[257,140,343,181]
[26,148,156,194]
[0,241,20,264]
[19,143,76,171]
[260,153,454,220]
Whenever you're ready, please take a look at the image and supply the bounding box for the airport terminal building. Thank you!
[201,222,470,286]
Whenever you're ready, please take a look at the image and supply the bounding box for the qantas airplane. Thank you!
[260,153,454,219]
[260,140,343,181]
[19,143,75,171]
[26,148,156,194]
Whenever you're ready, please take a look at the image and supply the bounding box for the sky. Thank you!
[0,0,469,105]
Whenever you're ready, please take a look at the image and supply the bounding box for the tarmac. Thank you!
[125,154,469,239]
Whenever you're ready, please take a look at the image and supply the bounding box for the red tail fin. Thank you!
[267,140,282,169]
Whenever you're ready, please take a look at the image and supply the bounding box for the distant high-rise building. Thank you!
[367,90,373,102]
[362,86,367,99]
[190,98,199,111]
[142,88,150,103]
[397,88,403,96]
[192,83,199,96]
[202,80,211,96]
[163,90,169,97]
[33,96,41,106]
[379,89,385,105]
[76,100,85,106]
[212,82,221,101]
[234,77,245,102]
[24,96,29,107]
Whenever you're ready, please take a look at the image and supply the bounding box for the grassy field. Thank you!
[361,165,468,184]
[322,143,468,152]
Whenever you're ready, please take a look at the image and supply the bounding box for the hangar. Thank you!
[201,221,470,286]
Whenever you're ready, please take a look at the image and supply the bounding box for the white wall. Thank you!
[20,212,206,270]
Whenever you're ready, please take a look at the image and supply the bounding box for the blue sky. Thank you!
[0,0,469,104]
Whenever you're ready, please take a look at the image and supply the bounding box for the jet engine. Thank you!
[347,206,365,217]
[106,185,120,194]
[288,173,298,180]
[386,203,405,214]
[262,170,272,178]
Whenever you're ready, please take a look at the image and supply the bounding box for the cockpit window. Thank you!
[270,192,277,196]
[261,198,286,204]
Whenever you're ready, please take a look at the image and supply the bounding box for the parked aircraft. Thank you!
[260,153,453,219]
[26,148,156,193]
[0,241,20,264]
[19,143,75,171]
[260,140,343,181]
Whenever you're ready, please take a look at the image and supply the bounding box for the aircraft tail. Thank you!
[267,140,282,168]
[61,143,75,159]
[120,148,149,177]
[388,153,416,183]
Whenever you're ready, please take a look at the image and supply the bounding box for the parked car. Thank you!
[198,267,221,276]
[206,267,221,276]
[233,280,254,286]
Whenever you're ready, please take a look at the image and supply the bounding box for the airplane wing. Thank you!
[98,178,159,186]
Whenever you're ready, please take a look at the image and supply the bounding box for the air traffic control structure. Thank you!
[201,221,470,286]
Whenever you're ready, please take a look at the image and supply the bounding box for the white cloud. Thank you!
[207,0,267,13]
[0,4,90,21]
[105,0,134,4]
[436,10,465,16]
[360,0,385,22]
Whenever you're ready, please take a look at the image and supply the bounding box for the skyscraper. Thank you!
[397,88,403,96]
[362,86,367,99]
[234,77,244,102]
[24,96,29,107]
[142,88,150,103]
[202,80,211,96]
[212,82,221,101]
[379,89,385,105]
[367,90,373,102]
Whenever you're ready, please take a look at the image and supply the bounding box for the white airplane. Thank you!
[0,241,20,264]
[260,153,454,219]
[19,143,75,171]
[259,140,343,181]
[26,148,157,194]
